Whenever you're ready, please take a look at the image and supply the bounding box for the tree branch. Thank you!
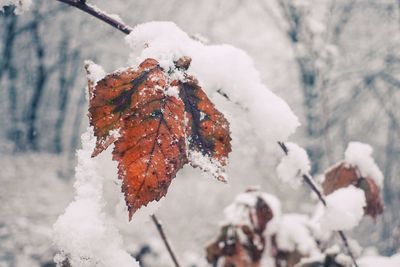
[151,214,181,267]
[278,141,359,267]
[55,0,132,34]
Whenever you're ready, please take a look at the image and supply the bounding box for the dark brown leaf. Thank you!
[357,177,384,219]
[323,161,384,219]
[322,162,358,195]
[206,190,274,267]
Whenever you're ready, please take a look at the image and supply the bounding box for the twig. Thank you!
[278,141,359,267]
[55,0,133,34]
[151,214,181,267]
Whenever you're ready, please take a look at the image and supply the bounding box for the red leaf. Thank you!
[86,57,231,219]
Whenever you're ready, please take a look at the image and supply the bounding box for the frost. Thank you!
[223,190,281,234]
[52,127,139,267]
[109,129,121,139]
[318,185,366,231]
[1,0,32,14]
[275,214,319,255]
[164,85,180,99]
[90,4,128,27]
[345,142,384,188]
[85,60,106,87]
[125,21,299,145]
[188,150,227,182]
[276,142,310,188]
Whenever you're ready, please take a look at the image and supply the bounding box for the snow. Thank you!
[188,150,228,182]
[0,0,32,14]
[318,185,366,231]
[85,60,106,88]
[276,142,311,188]
[359,253,400,267]
[163,85,180,99]
[125,21,300,145]
[52,127,139,267]
[275,214,319,255]
[223,190,281,234]
[90,4,128,28]
[345,142,384,187]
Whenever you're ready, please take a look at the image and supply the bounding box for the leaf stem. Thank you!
[55,0,132,34]
[151,214,181,267]
[277,141,358,267]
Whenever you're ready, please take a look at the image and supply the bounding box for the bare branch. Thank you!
[151,214,181,267]
[55,0,132,34]
[277,141,359,267]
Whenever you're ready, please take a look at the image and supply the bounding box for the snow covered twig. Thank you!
[150,215,181,267]
[55,0,133,34]
[277,141,359,267]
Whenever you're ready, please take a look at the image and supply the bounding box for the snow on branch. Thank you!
[126,22,300,145]
[276,142,311,188]
[318,185,366,231]
[56,0,133,34]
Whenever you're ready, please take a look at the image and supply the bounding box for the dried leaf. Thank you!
[206,191,274,267]
[206,224,264,267]
[323,162,383,219]
[86,57,231,219]
[322,162,358,195]
[357,177,384,219]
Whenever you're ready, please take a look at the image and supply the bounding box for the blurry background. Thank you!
[0,0,399,266]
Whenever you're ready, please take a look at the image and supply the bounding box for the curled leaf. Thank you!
[357,177,384,219]
[323,162,358,195]
[322,162,383,219]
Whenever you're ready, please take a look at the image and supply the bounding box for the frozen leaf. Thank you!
[322,162,358,195]
[176,74,231,181]
[206,189,278,267]
[322,162,383,219]
[357,177,384,219]
[86,57,231,219]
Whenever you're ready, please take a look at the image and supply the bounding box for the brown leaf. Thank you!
[357,177,384,219]
[322,162,358,195]
[323,162,384,219]
[206,190,274,267]
[86,57,231,219]
[206,224,263,267]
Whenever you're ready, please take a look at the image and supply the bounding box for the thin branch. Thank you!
[55,0,133,34]
[278,141,359,267]
[151,214,181,267]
